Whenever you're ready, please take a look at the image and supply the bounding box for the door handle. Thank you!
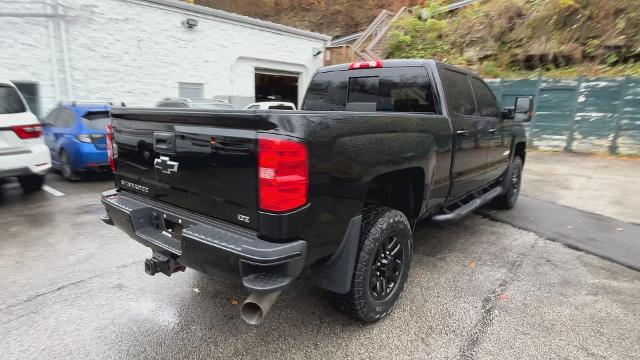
[487,128,497,135]
[456,129,470,137]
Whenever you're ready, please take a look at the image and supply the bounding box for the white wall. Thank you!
[0,0,327,115]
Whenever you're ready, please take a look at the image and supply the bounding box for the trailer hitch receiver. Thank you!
[144,253,186,276]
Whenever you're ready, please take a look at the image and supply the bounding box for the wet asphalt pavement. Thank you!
[1,173,639,359]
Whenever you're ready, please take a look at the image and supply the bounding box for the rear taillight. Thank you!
[106,123,116,172]
[76,134,92,143]
[11,124,42,139]
[258,136,308,212]
[348,60,383,70]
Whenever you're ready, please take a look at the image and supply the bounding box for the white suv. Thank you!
[0,80,51,193]
[244,101,296,110]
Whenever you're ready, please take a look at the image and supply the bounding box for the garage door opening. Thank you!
[255,70,298,106]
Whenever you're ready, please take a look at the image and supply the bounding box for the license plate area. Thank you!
[163,217,184,239]
[130,208,187,255]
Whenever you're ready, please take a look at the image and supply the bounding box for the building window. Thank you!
[12,82,40,117]
[178,82,204,100]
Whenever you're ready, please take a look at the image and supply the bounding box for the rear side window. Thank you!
[441,69,476,115]
[377,67,437,113]
[0,85,27,114]
[58,108,76,127]
[303,71,348,111]
[471,77,499,117]
[268,105,294,110]
[82,112,111,131]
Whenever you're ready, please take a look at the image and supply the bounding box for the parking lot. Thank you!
[1,153,639,360]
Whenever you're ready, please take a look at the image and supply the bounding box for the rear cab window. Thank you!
[0,84,27,114]
[303,66,438,113]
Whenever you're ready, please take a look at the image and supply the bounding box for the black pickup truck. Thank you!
[101,59,532,324]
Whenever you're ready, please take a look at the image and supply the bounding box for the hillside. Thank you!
[191,0,640,78]
[386,0,640,77]
[193,0,422,37]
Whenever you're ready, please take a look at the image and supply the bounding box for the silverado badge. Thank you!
[154,156,179,174]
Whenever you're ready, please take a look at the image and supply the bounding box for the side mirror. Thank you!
[514,96,534,122]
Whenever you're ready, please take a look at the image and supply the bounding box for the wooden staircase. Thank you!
[323,0,484,66]
[324,7,410,65]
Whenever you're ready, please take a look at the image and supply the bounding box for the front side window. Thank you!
[44,107,61,126]
[58,108,76,128]
[471,77,499,117]
[441,69,476,116]
[0,85,27,114]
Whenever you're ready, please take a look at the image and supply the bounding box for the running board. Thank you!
[431,186,503,223]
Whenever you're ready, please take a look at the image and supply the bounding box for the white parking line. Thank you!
[42,185,65,197]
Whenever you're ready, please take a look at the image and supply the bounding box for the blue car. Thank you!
[42,102,111,180]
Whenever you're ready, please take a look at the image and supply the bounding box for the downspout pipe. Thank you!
[47,0,60,102]
[54,0,73,100]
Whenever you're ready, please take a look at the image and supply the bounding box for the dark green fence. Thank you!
[486,77,640,155]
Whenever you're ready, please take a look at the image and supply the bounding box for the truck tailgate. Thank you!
[110,109,263,230]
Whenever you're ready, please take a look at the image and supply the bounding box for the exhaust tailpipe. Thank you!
[240,291,282,325]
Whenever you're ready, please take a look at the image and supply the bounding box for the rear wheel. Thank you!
[18,174,44,193]
[493,156,523,209]
[60,150,79,181]
[337,206,412,323]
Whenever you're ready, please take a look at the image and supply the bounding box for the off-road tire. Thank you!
[337,206,412,323]
[18,174,45,193]
[493,156,523,209]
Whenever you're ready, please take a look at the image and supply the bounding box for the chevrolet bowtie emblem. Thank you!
[154,156,179,174]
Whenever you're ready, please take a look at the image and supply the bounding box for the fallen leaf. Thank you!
[467,260,477,268]
[228,297,239,305]
[498,293,510,302]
